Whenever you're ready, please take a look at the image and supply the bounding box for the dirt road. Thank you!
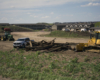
[12,32,89,43]
[0,31,89,51]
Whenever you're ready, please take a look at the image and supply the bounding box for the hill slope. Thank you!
[0,26,33,32]
[45,31,90,38]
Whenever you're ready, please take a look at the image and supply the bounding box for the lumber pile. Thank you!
[25,38,72,52]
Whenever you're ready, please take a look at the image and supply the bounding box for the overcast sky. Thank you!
[0,0,100,23]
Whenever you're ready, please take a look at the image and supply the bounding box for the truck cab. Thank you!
[13,37,31,48]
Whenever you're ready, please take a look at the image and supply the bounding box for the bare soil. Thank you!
[0,76,13,80]
[0,31,89,51]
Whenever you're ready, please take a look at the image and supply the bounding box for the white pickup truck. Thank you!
[13,37,34,48]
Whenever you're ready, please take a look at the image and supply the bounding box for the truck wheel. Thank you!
[8,39,10,41]
[83,47,86,52]
[13,46,16,48]
[22,44,25,48]
[2,38,5,41]
[12,38,15,41]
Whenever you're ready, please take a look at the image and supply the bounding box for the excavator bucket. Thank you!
[75,43,88,51]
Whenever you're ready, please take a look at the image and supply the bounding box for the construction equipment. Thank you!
[75,31,100,52]
[0,28,14,41]
[25,38,72,52]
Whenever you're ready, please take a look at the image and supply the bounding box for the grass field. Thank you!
[0,49,100,80]
[95,22,100,27]
[45,31,90,38]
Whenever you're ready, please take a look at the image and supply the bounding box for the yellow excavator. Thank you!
[75,31,100,52]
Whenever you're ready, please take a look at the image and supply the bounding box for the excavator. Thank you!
[0,28,14,41]
[75,31,100,52]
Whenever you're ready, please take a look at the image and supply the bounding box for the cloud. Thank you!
[16,18,23,22]
[33,16,38,18]
[51,12,54,14]
[10,6,15,8]
[0,0,99,9]
[66,14,73,17]
[1,17,8,20]
[11,18,13,19]
[56,16,60,19]
[81,2,100,7]
[41,16,49,18]
[27,12,31,14]
[30,15,37,17]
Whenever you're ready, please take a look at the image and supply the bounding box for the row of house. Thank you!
[51,23,97,32]
[52,23,94,30]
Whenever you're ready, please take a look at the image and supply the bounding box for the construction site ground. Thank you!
[0,31,90,51]
[0,31,100,58]
[0,31,100,52]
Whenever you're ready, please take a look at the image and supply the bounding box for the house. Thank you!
[80,28,87,32]
[52,24,66,30]
[70,27,80,32]
[79,25,84,28]
[66,24,70,28]
[62,27,70,31]
[84,25,88,27]
[69,25,73,28]
[90,23,95,27]
[74,25,78,28]
[90,27,100,32]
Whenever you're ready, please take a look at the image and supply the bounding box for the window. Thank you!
[25,38,30,41]
[97,33,100,39]
[17,39,25,41]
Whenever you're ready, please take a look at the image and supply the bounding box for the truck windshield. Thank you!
[17,39,25,41]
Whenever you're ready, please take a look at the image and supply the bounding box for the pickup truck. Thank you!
[13,37,34,48]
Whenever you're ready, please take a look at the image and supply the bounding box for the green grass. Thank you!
[0,25,33,32]
[95,22,100,27]
[0,49,100,80]
[43,29,50,31]
[45,30,90,38]
[33,30,41,32]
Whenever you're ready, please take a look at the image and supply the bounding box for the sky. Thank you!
[0,0,100,23]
